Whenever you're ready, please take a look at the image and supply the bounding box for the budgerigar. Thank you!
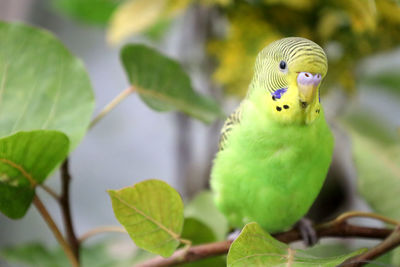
[211,37,334,234]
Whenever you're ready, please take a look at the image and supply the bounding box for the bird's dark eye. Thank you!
[279,61,287,70]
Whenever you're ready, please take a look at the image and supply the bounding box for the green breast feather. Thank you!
[210,37,334,233]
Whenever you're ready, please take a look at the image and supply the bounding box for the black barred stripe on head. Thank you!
[250,37,327,95]
[218,105,243,151]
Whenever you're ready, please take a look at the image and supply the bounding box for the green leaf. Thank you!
[341,109,400,145]
[108,179,184,257]
[0,21,94,150]
[0,130,69,219]
[52,0,122,25]
[184,191,229,241]
[182,256,226,267]
[181,217,216,245]
[391,248,400,266]
[305,243,353,258]
[0,241,140,267]
[360,71,400,96]
[365,250,394,267]
[180,218,225,267]
[120,44,223,124]
[227,222,366,267]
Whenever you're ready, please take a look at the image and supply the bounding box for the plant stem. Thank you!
[334,211,400,226]
[33,195,79,267]
[342,226,400,267]
[89,86,135,129]
[39,184,59,200]
[60,159,80,263]
[79,226,127,243]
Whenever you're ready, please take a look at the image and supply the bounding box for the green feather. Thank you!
[211,37,334,232]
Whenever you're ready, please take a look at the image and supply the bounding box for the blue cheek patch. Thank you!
[271,88,287,100]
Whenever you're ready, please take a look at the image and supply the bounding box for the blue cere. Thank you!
[271,88,287,99]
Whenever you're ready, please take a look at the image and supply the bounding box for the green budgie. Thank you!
[211,37,334,234]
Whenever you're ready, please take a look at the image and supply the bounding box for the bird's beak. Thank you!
[297,72,322,106]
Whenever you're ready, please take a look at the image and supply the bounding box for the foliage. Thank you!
[227,222,366,266]
[0,21,94,150]
[120,44,223,123]
[0,21,93,220]
[184,191,229,241]
[108,179,185,257]
[0,131,69,219]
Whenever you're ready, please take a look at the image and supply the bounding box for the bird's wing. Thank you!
[218,104,243,151]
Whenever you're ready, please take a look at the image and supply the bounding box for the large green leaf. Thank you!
[120,44,223,124]
[227,222,366,267]
[0,130,69,219]
[184,191,229,241]
[52,0,122,25]
[108,179,184,257]
[0,21,94,150]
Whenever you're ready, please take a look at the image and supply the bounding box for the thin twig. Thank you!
[342,226,400,267]
[79,226,127,243]
[39,184,59,200]
[60,159,80,263]
[33,195,79,267]
[90,86,136,129]
[334,211,400,226]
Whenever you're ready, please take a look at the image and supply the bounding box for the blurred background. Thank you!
[0,0,400,265]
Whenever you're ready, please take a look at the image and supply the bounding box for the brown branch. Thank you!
[136,221,393,267]
[33,195,79,267]
[342,226,400,267]
[60,159,80,263]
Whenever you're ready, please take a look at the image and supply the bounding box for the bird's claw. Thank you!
[296,218,318,246]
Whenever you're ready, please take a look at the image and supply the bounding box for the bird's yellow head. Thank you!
[249,37,328,125]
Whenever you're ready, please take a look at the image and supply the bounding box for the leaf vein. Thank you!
[112,193,180,241]
[0,158,37,187]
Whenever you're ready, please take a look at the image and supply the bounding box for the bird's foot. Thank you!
[227,229,242,241]
[295,217,318,247]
